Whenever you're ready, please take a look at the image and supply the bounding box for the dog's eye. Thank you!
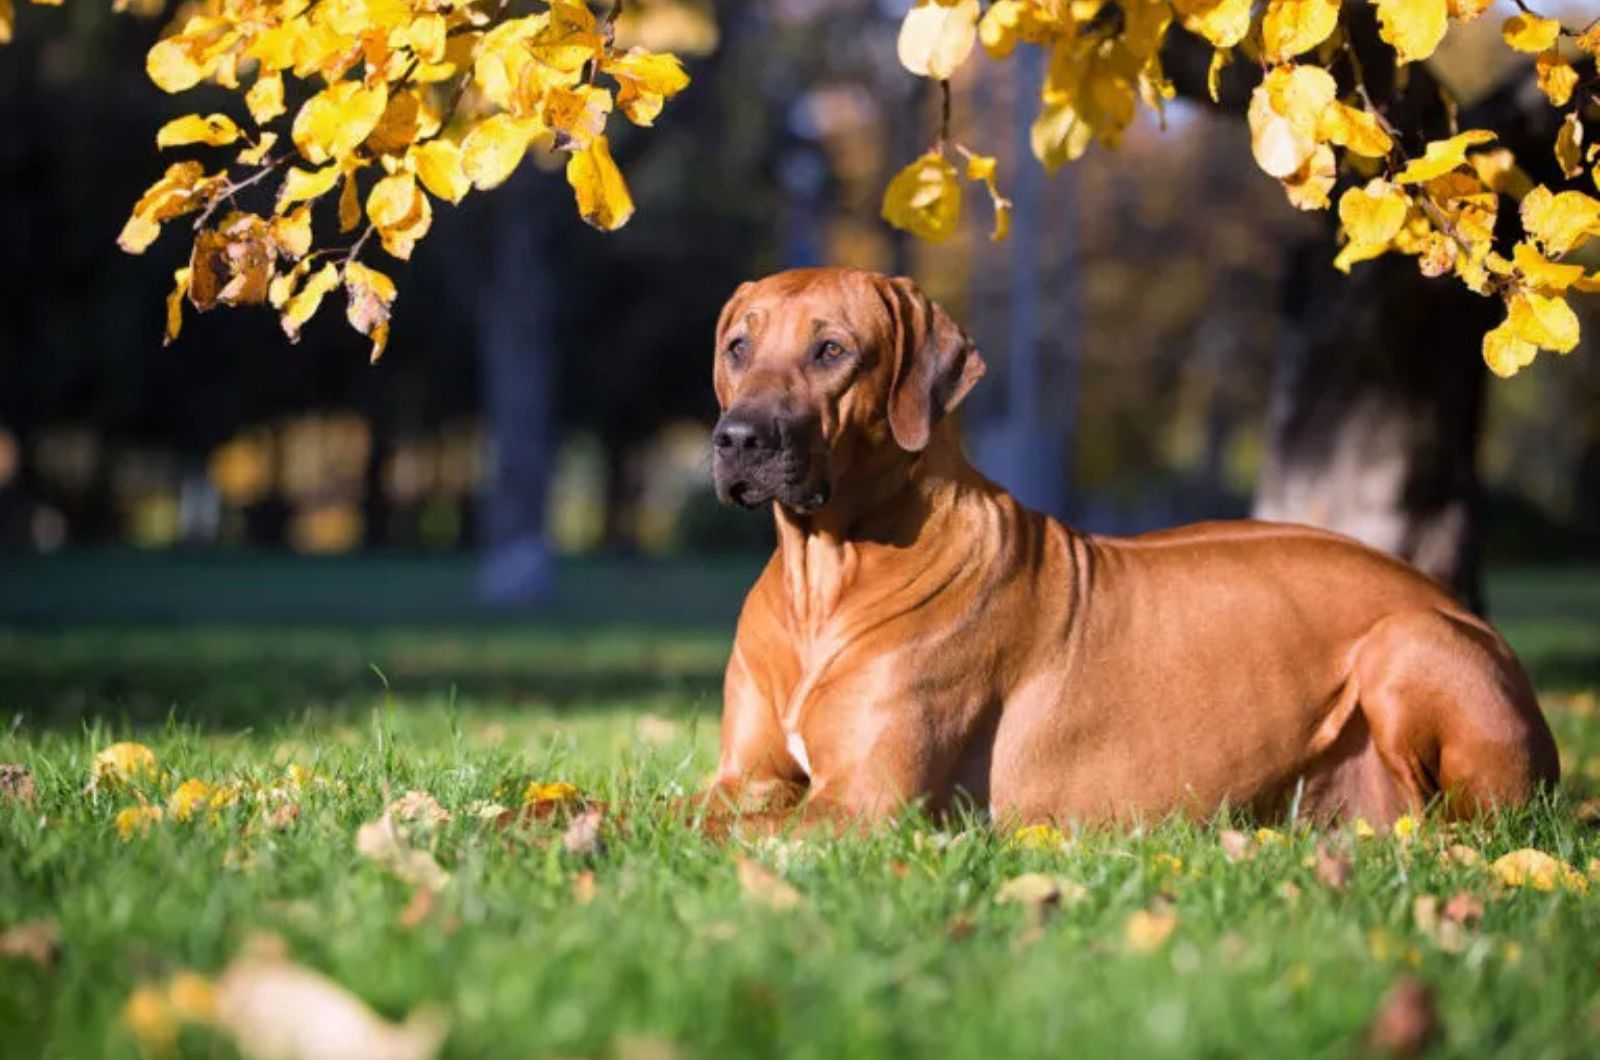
[725,338,749,365]
[812,340,847,366]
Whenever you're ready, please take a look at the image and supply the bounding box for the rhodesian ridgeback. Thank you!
[703,267,1558,829]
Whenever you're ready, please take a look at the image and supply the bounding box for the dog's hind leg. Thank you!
[1350,609,1559,819]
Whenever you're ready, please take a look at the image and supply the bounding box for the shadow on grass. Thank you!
[0,626,728,733]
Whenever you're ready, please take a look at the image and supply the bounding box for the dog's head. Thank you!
[710,268,985,514]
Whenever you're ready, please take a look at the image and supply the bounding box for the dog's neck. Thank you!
[768,418,1000,627]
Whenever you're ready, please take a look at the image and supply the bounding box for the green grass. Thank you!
[2,562,1599,1059]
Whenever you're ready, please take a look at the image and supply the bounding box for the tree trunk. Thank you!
[474,173,556,606]
[1253,248,1493,611]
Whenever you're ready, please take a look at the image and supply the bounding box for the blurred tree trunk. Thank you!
[1253,249,1493,610]
[475,173,555,606]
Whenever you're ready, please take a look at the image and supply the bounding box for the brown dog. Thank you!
[704,267,1558,829]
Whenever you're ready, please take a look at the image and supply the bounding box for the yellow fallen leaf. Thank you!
[1124,907,1178,952]
[1490,848,1588,893]
[1010,822,1067,851]
[92,742,158,788]
[523,781,580,805]
[115,804,164,839]
[168,778,216,822]
[356,811,451,891]
[995,872,1089,914]
[122,985,178,1055]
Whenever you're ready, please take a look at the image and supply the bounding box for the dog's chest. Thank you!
[784,729,813,777]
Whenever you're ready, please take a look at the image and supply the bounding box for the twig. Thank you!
[193,152,291,230]
[935,79,952,152]
[344,224,375,266]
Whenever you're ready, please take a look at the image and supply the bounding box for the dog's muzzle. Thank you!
[712,409,829,513]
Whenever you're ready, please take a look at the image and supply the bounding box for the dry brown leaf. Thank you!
[1441,891,1484,928]
[1366,975,1439,1058]
[0,921,59,967]
[216,950,447,1060]
[355,813,451,892]
[1440,843,1483,868]
[398,886,437,930]
[386,790,451,828]
[562,807,605,856]
[735,857,802,911]
[1575,797,1600,828]
[0,763,37,805]
[1314,842,1352,891]
[265,803,301,831]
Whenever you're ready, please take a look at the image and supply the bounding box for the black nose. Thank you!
[713,414,780,454]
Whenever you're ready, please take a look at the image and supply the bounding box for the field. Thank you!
[2,557,1598,1059]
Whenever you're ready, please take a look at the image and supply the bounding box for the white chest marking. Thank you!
[785,730,812,777]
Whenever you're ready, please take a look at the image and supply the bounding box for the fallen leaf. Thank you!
[1366,975,1439,1058]
[1575,798,1600,827]
[562,807,604,856]
[571,870,598,905]
[387,790,451,829]
[995,872,1088,921]
[1011,822,1069,851]
[356,813,450,892]
[1491,848,1589,894]
[1219,829,1253,862]
[91,742,159,790]
[0,763,36,805]
[215,949,447,1060]
[0,921,58,967]
[1314,843,1352,891]
[1441,891,1484,928]
[398,886,437,930]
[1440,843,1482,868]
[265,803,300,831]
[1124,906,1179,953]
[735,857,802,911]
[116,804,164,840]
[1277,880,1303,905]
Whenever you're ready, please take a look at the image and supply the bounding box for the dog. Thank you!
[701,267,1558,829]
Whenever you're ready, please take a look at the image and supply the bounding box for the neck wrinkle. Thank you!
[771,426,980,633]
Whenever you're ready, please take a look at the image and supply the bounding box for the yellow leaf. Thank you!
[1247,65,1337,179]
[118,162,224,254]
[1507,289,1581,354]
[1520,185,1600,255]
[882,150,962,242]
[276,164,341,212]
[1283,142,1336,210]
[1318,101,1394,159]
[897,0,979,80]
[146,37,208,93]
[1124,907,1178,952]
[1207,47,1231,103]
[246,72,286,125]
[1174,0,1254,50]
[1445,0,1492,20]
[164,267,190,345]
[270,205,312,260]
[1471,147,1534,199]
[979,0,1035,58]
[1490,848,1589,892]
[0,0,13,46]
[339,164,364,232]
[964,151,1012,241]
[344,262,397,364]
[460,113,540,191]
[1010,822,1067,850]
[168,778,214,822]
[366,172,432,259]
[1334,180,1406,269]
[1261,0,1340,63]
[567,135,635,231]
[92,742,159,788]
[366,88,423,155]
[1535,50,1578,107]
[157,113,241,149]
[410,140,470,205]
[292,81,387,166]
[523,781,580,805]
[1556,113,1584,179]
[280,262,341,342]
[115,805,164,840]
[1501,12,1561,54]
[1578,23,1600,57]
[1512,241,1585,292]
[1395,129,1496,184]
[605,48,690,126]
[237,132,278,167]
[1374,0,1448,64]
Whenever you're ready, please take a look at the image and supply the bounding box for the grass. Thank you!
[1,560,1599,1059]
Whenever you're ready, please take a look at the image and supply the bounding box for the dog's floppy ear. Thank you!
[882,276,986,453]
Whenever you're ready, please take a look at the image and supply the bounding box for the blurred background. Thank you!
[1,0,1596,633]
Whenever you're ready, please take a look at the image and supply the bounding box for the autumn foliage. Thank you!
[883,0,1600,378]
[2,0,687,360]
